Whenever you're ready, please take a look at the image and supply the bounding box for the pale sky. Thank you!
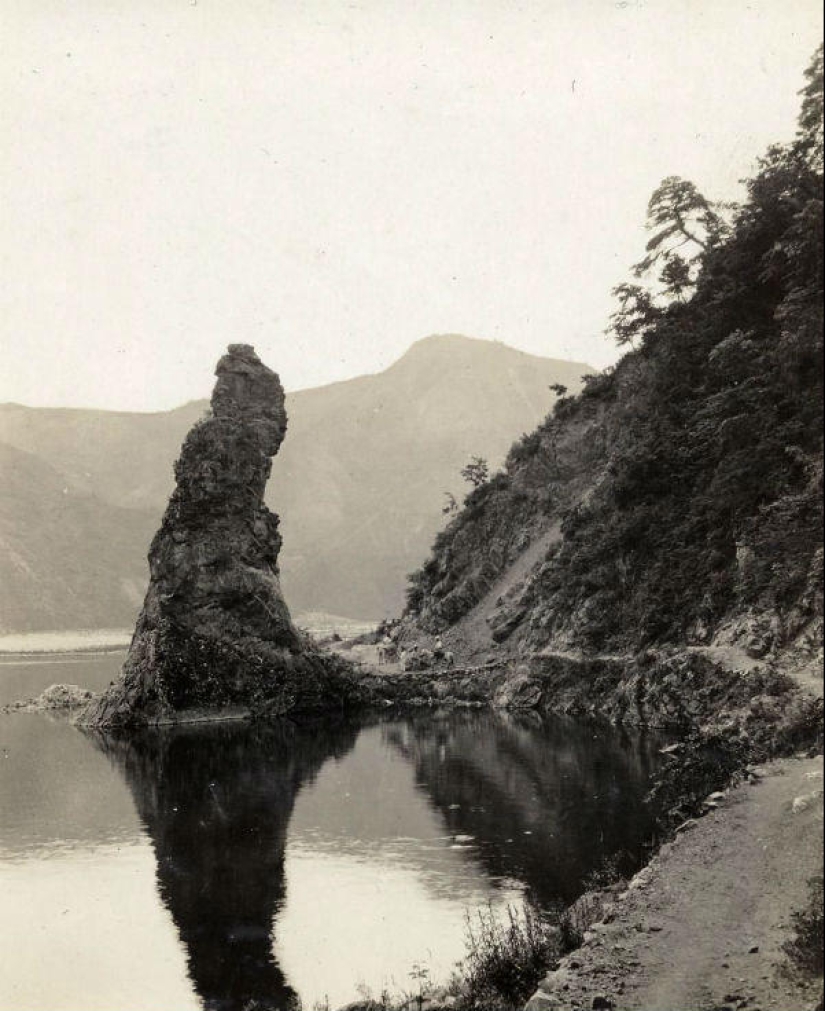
[1,0,822,412]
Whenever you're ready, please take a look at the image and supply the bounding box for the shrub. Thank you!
[731,688,824,769]
[506,429,543,469]
[456,904,563,1010]
[648,688,824,833]
[783,875,824,980]
[646,728,749,830]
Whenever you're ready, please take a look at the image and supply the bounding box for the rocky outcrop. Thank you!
[361,648,809,734]
[80,345,361,729]
[2,683,94,713]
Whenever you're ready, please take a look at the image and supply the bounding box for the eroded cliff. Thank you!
[81,344,360,729]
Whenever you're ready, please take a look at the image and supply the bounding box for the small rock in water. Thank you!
[38,683,93,708]
[4,683,94,712]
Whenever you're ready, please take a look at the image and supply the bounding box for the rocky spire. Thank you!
[81,344,359,729]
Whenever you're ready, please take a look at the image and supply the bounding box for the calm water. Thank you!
[0,653,663,1010]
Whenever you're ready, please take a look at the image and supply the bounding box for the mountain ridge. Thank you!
[0,334,595,631]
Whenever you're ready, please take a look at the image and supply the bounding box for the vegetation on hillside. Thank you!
[405,46,823,655]
[783,875,824,981]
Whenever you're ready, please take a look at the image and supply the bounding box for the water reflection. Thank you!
[92,718,360,1011]
[384,710,661,907]
[78,710,662,1010]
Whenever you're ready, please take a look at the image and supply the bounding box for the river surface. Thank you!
[0,652,663,1010]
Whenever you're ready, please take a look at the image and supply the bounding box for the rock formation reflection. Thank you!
[92,718,359,1011]
[87,709,662,1009]
[384,710,661,908]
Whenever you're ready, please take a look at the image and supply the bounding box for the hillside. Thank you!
[401,61,823,670]
[0,335,593,632]
[0,443,156,631]
[386,54,823,1009]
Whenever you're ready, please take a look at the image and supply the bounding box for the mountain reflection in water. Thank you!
[92,718,360,1011]
[384,710,660,908]
[82,710,661,1011]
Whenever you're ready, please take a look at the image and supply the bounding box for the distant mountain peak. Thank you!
[400,333,522,357]
[1,337,598,631]
[392,333,594,372]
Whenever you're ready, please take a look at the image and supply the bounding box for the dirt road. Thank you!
[527,754,823,1011]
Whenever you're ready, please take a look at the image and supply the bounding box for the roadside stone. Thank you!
[627,867,653,889]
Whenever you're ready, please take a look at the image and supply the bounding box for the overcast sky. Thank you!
[1,1,822,412]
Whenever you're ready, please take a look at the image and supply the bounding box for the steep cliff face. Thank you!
[402,387,613,646]
[403,332,822,668]
[401,89,823,669]
[81,345,359,729]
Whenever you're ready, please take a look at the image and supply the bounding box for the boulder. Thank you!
[493,670,543,709]
[3,683,94,713]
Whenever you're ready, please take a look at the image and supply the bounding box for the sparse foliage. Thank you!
[408,962,432,1010]
[442,492,459,515]
[633,175,725,279]
[798,43,823,169]
[607,282,662,346]
[607,174,732,345]
[461,456,489,488]
[458,904,564,1010]
[783,875,824,980]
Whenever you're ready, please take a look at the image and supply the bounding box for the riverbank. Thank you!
[333,747,823,1011]
[0,613,376,655]
[0,629,132,654]
[519,641,823,1011]
[329,637,823,1011]
[526,753,823,1011]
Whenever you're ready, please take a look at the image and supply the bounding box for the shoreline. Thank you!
[520,641,824,1011]
[4,634,821,1009]
[331,641,824,1010]
[526,752,824,1011]
[0,630,132,655]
